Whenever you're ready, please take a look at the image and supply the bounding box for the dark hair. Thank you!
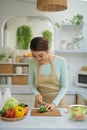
[30,37,48,51]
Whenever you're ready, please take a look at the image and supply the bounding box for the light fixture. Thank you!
[37,0,67,12]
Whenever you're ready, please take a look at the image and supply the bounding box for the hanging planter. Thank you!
[16,25,33,50]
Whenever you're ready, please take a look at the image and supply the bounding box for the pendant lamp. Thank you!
[37,0,67,12]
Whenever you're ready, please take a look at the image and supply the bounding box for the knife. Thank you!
[39,101,48,107]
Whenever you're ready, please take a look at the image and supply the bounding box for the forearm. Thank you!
[52,86,68,106]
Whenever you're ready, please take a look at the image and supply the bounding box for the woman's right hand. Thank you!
[35,94,43,103]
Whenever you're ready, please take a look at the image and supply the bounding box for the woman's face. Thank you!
[31,50,49,64]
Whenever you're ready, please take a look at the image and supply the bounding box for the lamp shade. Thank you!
[37,0,67,12]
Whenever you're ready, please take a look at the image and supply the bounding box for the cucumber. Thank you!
[40,107,47,113]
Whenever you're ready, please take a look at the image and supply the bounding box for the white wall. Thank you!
[0,0,87,86]
[0,0,87,46]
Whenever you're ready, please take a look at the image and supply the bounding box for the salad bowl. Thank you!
[68,104,87,121]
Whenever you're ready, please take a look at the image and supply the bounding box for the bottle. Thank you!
[0,89,3,110]
[3,88,12,107]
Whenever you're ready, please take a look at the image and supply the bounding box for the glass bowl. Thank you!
[68,104,87,121]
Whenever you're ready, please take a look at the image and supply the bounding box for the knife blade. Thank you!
[39,101,48,107]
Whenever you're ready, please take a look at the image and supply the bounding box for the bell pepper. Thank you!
[15,106,25,118]
[19,103,29,115]
[4,108,15,118]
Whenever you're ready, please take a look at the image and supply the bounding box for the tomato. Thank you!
[4,108,15,118]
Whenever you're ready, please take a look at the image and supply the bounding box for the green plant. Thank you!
[16,25,33,49]
[55,23,61,28]
[42,30,52,49]
[8,55,12,58]
[70,14,84,25]
[74,36,84,43]
[0,53,6,60]
[55,14,84,28]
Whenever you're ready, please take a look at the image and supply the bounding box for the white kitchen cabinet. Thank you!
[14,94,85,107]
[65,94,76,105]
[77,94,86,105]
[13,94,76,107]
[12,94,35,109]
[66,94,87,105]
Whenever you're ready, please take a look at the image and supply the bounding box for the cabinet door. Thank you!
[65,94,76,105]
[13,94,35,108]
[77,94,86,105]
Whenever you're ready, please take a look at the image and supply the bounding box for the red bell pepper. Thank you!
[4,108,15,118]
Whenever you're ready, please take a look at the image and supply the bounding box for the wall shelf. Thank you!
[0,63,29,85]
[55,50,87,54]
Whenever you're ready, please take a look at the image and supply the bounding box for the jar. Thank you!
[0,77,6,84]
[7,76,12,85]
[22,66,28,74]
[60,40,66,50]
[16,66,22,74]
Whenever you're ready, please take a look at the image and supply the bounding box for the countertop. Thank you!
[0,85,87,100]
[0,85,78,95]
[0,108,87,130]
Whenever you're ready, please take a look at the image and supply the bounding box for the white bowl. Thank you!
[69,104,87,121]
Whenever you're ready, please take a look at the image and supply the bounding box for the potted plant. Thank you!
[70,14,84,25]
[16,25,33,50]
[55,14,84,28]
[42,30,52,49]
[0,53,6,61]
[8,54,13,63]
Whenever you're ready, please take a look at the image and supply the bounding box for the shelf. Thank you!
[0,63,28,85]
[61,23,84,27]
[13,63,29,65]
[55,50,87,54]
[0,74,28,76]
[0,62,29,65]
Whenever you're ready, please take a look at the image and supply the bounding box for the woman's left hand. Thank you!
[45,103,56,111]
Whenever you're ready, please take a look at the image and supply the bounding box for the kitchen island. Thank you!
[0,108,87,130]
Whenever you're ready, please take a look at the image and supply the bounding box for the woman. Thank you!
[29,37,68,111]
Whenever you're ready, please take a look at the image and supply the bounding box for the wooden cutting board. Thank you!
[31,109,61,116]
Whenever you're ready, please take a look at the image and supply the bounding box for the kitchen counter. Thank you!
[0,85,77,95]
[0,108,87,130]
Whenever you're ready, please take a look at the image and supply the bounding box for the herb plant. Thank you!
[16,25,33,49]
[42,30,52,49]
